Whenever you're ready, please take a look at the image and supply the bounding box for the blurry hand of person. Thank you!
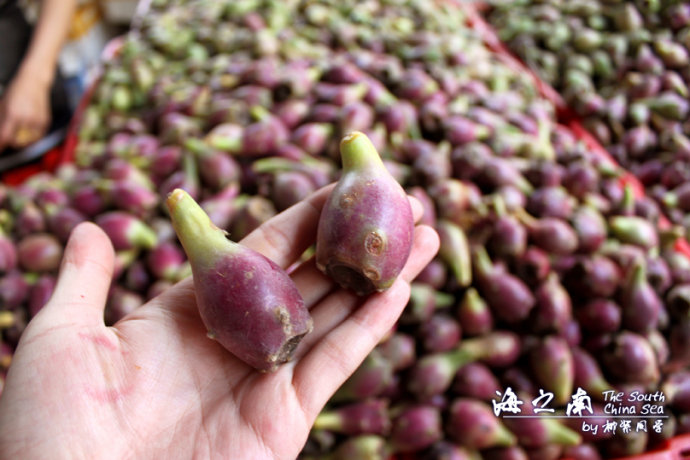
[0,186,439,460]
[0,73,51,151]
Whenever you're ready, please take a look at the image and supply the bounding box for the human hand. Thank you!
[0,186,439,460]
[0,74,51,151]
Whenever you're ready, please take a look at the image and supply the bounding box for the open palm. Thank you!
[0,187,439,460]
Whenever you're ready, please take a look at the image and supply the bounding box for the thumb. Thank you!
[39,222,115,327]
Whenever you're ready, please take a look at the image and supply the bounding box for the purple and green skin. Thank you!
[472,246,536,323]
[452,362,502,401]
[572,347,615,399]
[418,313,462,353]
[407,331,520,400]
[530,272,572,334]
[166,188,312,372]
[16,233,64,273]
[399,282,454,325]
[621,258,662,333]
[609,216,660,249]
[446,398,517,450]
[313,399,390,436]
[456,287,494,337]
[331,349,394,403]
[28,274,56,318]
[503,395,581,449]
[436,219,472,288]
[0,271,30,310]
[529,336,575,406]
[316,131,414,296]
[389,404,443,453]
[146,242,187,282]
[95,211,158,251]
[326,434,389,460]
[422,441,480,460]
[375,332,416,371]
[603,331,660,386]
[0,234,17,274]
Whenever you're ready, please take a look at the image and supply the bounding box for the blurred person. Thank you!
[0,0,77,152]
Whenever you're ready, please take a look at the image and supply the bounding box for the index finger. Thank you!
[240,184,425,269]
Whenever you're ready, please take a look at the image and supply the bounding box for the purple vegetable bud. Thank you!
[329,434,388,460]
[609,216,659,249]
[517,211,578,255]
[473,246,535,323]
[457,287,494,337]
[17,233,63,273]
[407,332,521,400]
[422,441,477,460]
[195,149,241,192]
[400,282,454,325]
[103,158,153,189]
[376,332,416,371]
[14,201,46,237]
[124,260,151,293]
[571,206,607,253]
[314,82,368,106]
[331,349,394,403]
[444,115,490,145]
[269,171,317,212]
[105,286,144,325]
[395,68,438,102]
[273,99,309,130]
[529,336,574,405]
[526,186,576,220]
[340,101,375,134]
[313,399,390,436]
[524,161,564,189]
[622,124,657,157]
[378,100,420,139]
[572,347,614,397]
[411,142,452,186]
[576,299,622,334]
[291,123,333,156]
[418,313,462,353]
[437,220,472,288]
[514,247,551,287]
[562,162,599,200]
[205,123,243,153]
[414,258,447,290]
[503,396,581,448]
[453,362,502,401]
[663,182,690,212]
[45,206,87,243]
[70,185,107,217]
[481,446,529,460]
[476,157,534,194]
[95,211,158,250]
[446,398,516,449]
[28,274,56,317]
[621,259,662,333]
[389,404,443,453]
[0,271,30,310]
[241,110,289,156]
[146,242,186,282]
[531,273,572,333]
[662,370,690,412]
[0,234,17,274]
[429,179,482,226]
[35,187,69,211]
[602,331,660,385]
[487,215,528,259]
[563,255,622,299]
[229,196,276,241]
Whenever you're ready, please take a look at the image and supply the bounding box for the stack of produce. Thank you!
[485,0,690,232]
[0,0,688,458]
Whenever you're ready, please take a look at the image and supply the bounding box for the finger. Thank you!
[292,279,411,419]
[291,225,439,417]
[241,183,424,270]
[240,185,333,268]
[293,224,439,356]
[38,222,116,327]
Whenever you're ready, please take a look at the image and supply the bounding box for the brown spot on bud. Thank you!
[365,231,385,256]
